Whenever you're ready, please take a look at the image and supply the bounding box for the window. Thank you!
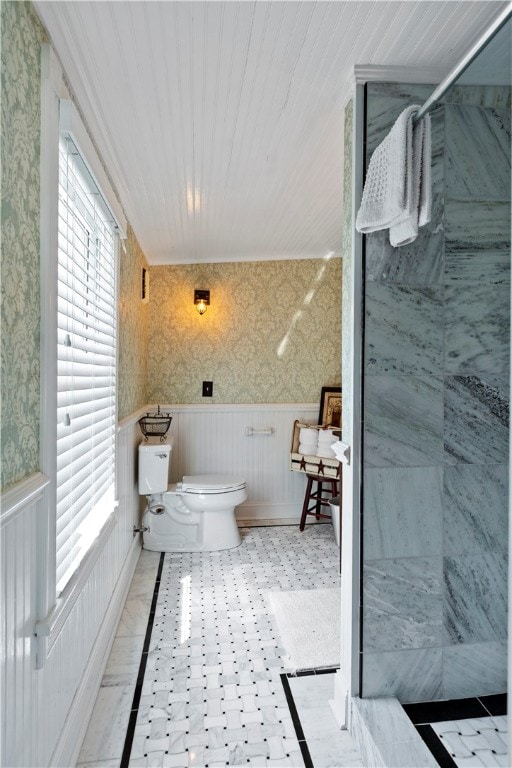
[55,132,118,595]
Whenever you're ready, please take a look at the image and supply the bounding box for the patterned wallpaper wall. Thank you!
[118,225,149,421]
[147,258,342,404]
[1,1,47,490]
[0,1,150,488]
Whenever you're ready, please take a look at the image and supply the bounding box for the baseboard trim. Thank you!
[49,535,141,768]
[236,501,301,522]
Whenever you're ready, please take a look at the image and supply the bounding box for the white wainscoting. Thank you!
[150,403,318,522]
[0,416,142,767]
[0,474,47,768]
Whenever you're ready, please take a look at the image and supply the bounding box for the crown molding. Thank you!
[354,65,446,86]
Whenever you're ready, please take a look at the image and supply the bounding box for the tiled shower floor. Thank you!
[405,696,508,768]
[77,525,363,767]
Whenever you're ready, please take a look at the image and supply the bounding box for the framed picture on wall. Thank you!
[318,386,341,428]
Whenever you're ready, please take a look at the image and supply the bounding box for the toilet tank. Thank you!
[138,436,174,495]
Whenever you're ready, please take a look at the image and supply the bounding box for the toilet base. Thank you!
[142,535,241,553]
[142,495,243,553]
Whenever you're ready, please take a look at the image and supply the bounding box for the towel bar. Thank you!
[245,426,274,436]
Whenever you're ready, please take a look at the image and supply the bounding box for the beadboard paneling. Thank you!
[1,492,40,767]
[158,403,319,520]
[0,416,142,767]
[35,1,507,265]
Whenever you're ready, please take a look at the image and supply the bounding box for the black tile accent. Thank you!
[280,674,305,742]
[403,696,488,725]
[405,695,508,768]
[416,725,458,768]
[120,552,165,768]
[280,670,339,768]
[298,738,315,768]
[479,693,507,716]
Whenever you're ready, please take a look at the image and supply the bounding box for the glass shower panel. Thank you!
[360,19,510,704]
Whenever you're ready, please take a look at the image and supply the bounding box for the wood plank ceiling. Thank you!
[35,1,507,265]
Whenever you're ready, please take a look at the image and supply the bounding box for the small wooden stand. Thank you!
[299,473,339,531]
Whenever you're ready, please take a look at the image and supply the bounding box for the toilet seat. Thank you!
[179,474,246,494]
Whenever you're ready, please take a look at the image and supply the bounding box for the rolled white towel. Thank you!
[299,442,318,455]
[299,427,318,442]
[318,441,337,451]
[318,429,337,444]
[317,448,338,458]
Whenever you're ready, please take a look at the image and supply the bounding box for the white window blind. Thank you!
[56,134,117,595]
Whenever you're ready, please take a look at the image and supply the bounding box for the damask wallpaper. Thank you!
[118,225,149,421]
[1,1,47,491]
[0,1,150,487]
[147,258,342,404]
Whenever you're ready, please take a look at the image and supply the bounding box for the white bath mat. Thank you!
[268,587,340,671]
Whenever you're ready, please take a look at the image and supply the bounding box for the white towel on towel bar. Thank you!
[355,105,431,247]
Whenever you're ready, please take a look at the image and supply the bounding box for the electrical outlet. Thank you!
[202,381,213,397]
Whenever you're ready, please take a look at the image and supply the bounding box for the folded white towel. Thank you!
[318,440,336,450]
[316,449,337,459]
[318,429,336,444]
[299,442,318,455]
[355,105,431,247]
[300,427,318,442]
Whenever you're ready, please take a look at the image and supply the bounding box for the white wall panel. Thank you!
[161,403,318,520]
[1,482,42,768]
[0,416,142,767]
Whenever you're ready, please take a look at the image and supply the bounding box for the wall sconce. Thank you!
[194,289,210,315]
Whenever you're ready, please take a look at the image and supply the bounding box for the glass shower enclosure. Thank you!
[358,9,510,711]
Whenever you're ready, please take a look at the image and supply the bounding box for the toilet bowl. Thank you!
[138,438,247,552]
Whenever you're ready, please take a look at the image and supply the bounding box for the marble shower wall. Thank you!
[361,82,510,703]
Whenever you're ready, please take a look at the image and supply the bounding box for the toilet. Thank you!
[138,436,247,552]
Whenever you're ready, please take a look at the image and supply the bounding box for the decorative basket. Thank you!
[138,406,172,441]
[290,420,341,478]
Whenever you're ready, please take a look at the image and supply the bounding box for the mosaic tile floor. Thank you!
[405,695,508,768]
[78,524,362,767]
[431,716,507,768]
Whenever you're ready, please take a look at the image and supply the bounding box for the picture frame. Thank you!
[318,386,342,428]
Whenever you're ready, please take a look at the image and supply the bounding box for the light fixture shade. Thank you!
[194,289,210,315]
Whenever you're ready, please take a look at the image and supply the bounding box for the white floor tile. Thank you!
[307,732,365,768]
[117,595,154,636]
[432,714,508,768]
[78,525,365,768]
[102,634,145,685]
[78,684,136,762]
[288,674,334,709]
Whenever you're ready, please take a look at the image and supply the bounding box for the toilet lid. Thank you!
[181,474,246,494]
